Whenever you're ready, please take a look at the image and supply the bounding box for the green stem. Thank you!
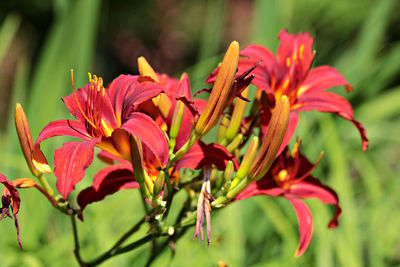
[37,173,54,196]
[87,234,157,266]
[171,133,199,163]
[212,177,250,207]
[109,216,147,251]
[70,215,86,267]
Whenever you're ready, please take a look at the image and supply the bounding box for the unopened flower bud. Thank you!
[225,87,249,142]
[153,171,165,197]
[170,74,189,144]
[137,56,171,118]
[195,41,239,136]
[15,104,43,176]
[129,135,153,197]
[248,96,290,181]
[226,133,243,153]
[217,115,230,145]
[223,161,235,182]
[137,56,159,82]
[236,136,260,180]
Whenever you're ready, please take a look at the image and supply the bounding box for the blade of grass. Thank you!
[318,113,362,267]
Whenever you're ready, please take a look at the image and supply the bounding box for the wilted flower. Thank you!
[194,166,213,245]
[0,174,22,250]
[1,175,52,250]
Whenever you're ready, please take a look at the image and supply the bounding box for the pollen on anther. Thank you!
[278,169,288,181]
[299,44,305,60]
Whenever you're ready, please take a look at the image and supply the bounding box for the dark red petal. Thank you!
[287,197,313,257]
[0,174,20,215]
[77,164,138,221]
[121,112,169,167]
[299,66,353,94]
[175,141,239,171]
[294,91,369,150]
[234,178,282,200]
[54,139,101,199]
[108,75,163,120]
[289,178,342,228]
[0,174,23,250]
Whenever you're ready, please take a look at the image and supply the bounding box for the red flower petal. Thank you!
[121,112,169,167]
[289,178,342,228]
[77,164,138,221]
[287,197,313,257]
[299,66,353,95]
[234,178,282,200]
[35,120,91,145]
[175,141,239,171]
[236,45,277,93]
[294,91,369,150]
[277,29,314,77]
[63,86,88,123]
[108,75,164,122]
[32,120,92,173]
[54,139,101,199]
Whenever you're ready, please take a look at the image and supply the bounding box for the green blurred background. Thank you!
[0,0,399,266]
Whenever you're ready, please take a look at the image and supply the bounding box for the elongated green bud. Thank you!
[226,133,243,153]
[170,101,185,141]
[248,96,290,181]
[225,87,249,142]
[217,115,230,145]
[129,135,153,197]
[153,171,165,197]
[223,161,235,182]
[236,136,260,180]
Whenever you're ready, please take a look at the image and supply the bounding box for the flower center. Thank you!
[71,70,114,137]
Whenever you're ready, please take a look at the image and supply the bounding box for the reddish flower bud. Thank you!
[248,96,290,181]
[137,56,172,118]
[15,103,50,176]
[195,41,240,136]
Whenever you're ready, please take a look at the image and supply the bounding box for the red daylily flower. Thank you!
[33,73,197,199]
[76,72,238,219]
[209,30,368,152]
[235,141,341,257]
